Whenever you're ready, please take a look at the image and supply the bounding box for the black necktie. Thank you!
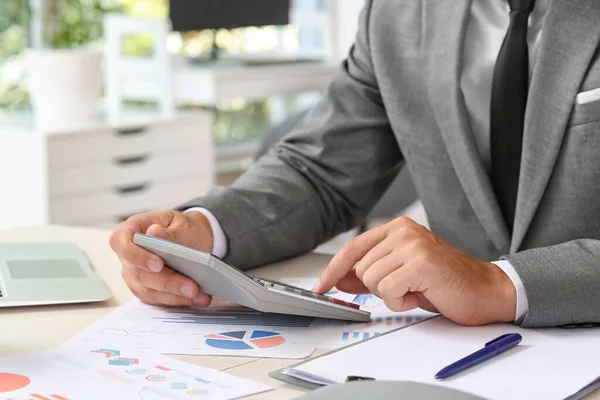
[490,0,536,232]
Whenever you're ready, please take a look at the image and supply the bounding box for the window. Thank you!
[0,0,29,111]
[0,0,330,144]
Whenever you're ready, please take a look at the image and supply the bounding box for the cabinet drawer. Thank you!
[49,149,214,196]
[50,176,212,224]
[47,114,213,167]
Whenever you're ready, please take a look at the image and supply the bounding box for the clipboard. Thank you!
[269,315,600,400]
[269,316,436,390]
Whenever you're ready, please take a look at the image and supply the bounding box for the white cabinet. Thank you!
[0,112,214,230]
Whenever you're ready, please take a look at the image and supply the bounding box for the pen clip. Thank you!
[485,333,510,346]
[346,375,375,382]
[485,333,521,347]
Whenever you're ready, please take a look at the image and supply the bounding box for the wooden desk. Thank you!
[2,226,599,400]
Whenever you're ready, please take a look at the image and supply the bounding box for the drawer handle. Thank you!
[115,126,147,136]
[116,211,150,223]
[114,182,151,194]
[114,154,149,165]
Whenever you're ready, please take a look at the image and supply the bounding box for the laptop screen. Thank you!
[7,259,86,279]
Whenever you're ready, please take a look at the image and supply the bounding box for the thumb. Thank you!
[145,218,210,252]
[146,224,176,242]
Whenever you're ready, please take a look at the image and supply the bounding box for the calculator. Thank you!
[133,233,371,322]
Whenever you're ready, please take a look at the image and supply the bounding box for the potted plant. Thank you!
[25,0,122,128]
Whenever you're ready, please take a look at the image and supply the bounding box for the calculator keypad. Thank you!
[262,281,360,309]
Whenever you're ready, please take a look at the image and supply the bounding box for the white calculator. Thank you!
[133,233,371,322]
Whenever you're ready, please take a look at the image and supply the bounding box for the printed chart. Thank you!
[354,294,384,309]
[153,308,314,327]
[0,345,270,400]
[97,328,177,337]
[204,331,286,350]
[319,293,437,349]
[267,278,437,349]
[26,393,69,400]
[0,373,31,392]
[66,299,330,359]
[340,314,428,342]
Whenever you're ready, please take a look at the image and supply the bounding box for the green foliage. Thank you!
[0,0,30,111]
[44,0,124,49]
[0,0,30,36]
[0,0,29,60]
[0,0,165,111]
[119,0,167,18]
[0,82,29,110]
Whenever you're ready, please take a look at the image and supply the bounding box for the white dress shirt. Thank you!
[187,0,552,322]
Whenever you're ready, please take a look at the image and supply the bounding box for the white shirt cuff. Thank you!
[491,260,529,322]
[184,207,228,259]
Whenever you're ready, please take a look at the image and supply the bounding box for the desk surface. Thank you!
[1,225,599,400]
[0,226,326,399]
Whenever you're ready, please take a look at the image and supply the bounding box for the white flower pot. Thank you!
[26,48,102,129]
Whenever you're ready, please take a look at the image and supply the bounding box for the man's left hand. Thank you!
[313,217,517,326]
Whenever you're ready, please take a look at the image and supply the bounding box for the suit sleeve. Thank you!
[176,0,403,269]
[505,239,600,327]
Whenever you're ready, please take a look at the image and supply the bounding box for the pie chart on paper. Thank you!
[204,330,285,350]
[0,373,31,392]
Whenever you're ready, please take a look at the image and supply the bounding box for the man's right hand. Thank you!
[109,210,214,308]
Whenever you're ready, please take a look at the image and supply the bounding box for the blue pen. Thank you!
[435,333,522,380]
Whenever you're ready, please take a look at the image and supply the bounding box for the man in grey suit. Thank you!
[110,0,600,328]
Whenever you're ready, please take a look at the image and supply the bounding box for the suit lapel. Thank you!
[511,0,600,252]
[424,0,511,255]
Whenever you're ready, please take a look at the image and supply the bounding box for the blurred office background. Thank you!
[0,0,425,250]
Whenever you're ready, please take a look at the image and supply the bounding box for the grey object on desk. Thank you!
[291,379,600,400]
[293,381,486,400]
[0,242,111,307]
[133,232,370,322]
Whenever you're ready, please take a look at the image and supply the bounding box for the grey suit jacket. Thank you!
[178,0,600,328]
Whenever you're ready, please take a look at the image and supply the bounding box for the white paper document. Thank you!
[318,293,437,349]
[284,317,600,400]
[0,344,270,400]
[280,278,437,349]
[67,299,330,359]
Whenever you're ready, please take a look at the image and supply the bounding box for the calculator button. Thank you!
[328,297,360,309]
[267,283,360,310]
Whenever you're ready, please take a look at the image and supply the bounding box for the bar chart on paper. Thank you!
[354,294,384,309]
[30,393,70,400]
[342,331,382,341]
[340,315,427,341]
[152,309,314,328]
[320,294,437,349]
[67,299,329,359]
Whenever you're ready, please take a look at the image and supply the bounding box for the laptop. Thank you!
[0,242,111,307]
